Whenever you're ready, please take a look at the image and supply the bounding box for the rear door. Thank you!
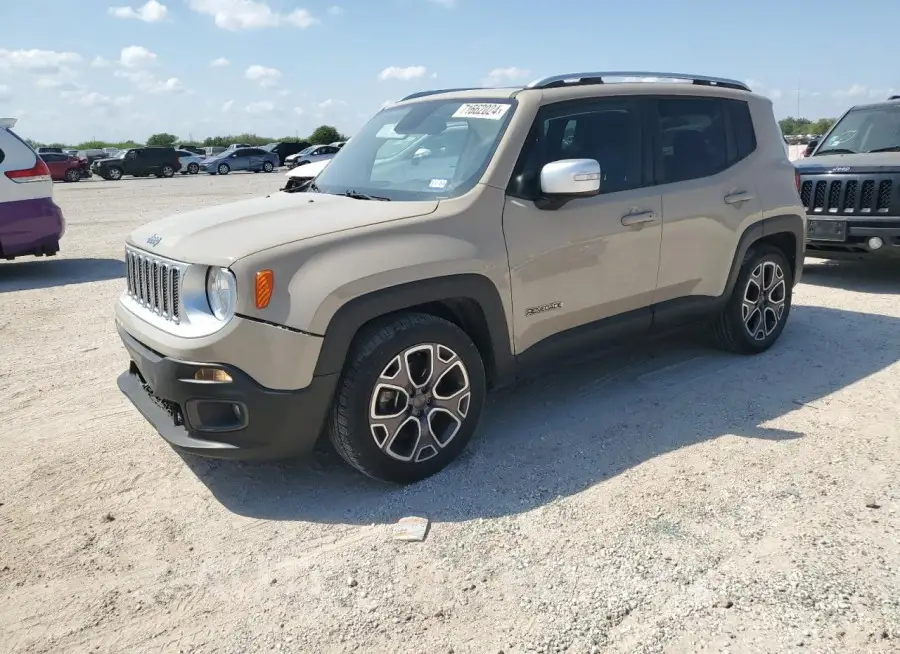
[246,148,266,169]
[652,96,764,305]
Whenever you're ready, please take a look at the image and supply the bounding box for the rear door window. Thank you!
[656,97,729,183]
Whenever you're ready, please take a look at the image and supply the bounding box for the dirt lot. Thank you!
[2,173,899,654]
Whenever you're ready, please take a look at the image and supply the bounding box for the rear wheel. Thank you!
[712,243,793,354]
[64,168,81,183]
[160,165,175,178]
[328,313,487,484]
[107,167,123,181]
[262,161,275,173]
[187,163,199,175]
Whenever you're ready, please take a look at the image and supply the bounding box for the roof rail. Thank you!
[399,87,483,102]
[526,71,751,92]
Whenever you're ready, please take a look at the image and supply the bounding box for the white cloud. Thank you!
[327,5,343,14]
[0,49,83,74]
[378,65,427,81]
[35,77,82,91]
[293,107,305,116]
[245,64,281,88]
[119,45,157,68]
[0,85,12,103]
[91,56,112,68]
[768,89,783,101]
[60,89,133,109]
[186,0,318,30]
[222,99,235,112]
[210,57,230,67]
[318,98,346,109]
[115,69,185,93]
[482,66,530,86]
[834,84,868,100]
[108,0,168,22]
[245,101,274,113]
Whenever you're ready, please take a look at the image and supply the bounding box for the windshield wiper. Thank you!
[342,189,391,201]
[813,148,855,156]
[867,145,900,153]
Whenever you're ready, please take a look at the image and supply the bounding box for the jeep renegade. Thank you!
[796,96,900,259]
[115,71,806,484]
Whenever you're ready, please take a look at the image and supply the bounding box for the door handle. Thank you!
[621,210,658,226]
[724,191,754,205]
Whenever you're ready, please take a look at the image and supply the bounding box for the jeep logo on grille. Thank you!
[831,166,851,173]
[146,234,162,246]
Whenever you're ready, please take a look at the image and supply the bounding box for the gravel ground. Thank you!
[1,173,898,654]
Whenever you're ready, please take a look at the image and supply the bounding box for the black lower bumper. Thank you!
[117,326,337,460]
[805,219,900,260]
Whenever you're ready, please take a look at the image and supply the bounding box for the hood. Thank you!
[126,191,439,266]
[285,159,329,179]
[93,157,121,166]
[794,151,900,174]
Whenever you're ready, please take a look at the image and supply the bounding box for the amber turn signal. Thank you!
[255,269,274,309]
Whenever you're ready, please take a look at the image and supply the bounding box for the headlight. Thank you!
[206,267,237,321]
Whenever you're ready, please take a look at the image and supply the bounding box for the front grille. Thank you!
[799,175,896,216]
[124,247,182,322]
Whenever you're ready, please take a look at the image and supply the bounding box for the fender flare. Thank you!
[312,273,516,386]
[722,213,805,298]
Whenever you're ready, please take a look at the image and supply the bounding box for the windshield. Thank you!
[313,99,516,201]
[815,104,900,155]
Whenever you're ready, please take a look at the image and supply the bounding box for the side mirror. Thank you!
[537,159,601,209]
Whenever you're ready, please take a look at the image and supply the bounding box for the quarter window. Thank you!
[725,99,757,161]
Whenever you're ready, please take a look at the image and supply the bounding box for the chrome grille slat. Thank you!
[123,246,184,324]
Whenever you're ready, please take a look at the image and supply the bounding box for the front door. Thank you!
[503,96,663,354]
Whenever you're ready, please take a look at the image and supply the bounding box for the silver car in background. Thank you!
[283,143,342,169]
[176,149,204,175]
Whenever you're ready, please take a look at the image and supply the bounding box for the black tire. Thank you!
[187,163,199,175]
[161,165,175,178]
[106,167,123,181]
[217,163,230,176]
[262,161,274,173]
[712,243,793,354]
[64,168,81,183]
[327,313,487,484]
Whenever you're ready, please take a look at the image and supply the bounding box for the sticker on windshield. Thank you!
[451,103,510,120]
[429,178,448,189]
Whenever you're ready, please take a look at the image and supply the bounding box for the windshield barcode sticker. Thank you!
[451,103,510,120]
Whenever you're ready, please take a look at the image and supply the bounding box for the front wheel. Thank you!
[262,161,274,173]
[712,243,793,354]
[106,167,123,181]
[64,168,81,183]
[217,163,230,175]
[327,313,487,484]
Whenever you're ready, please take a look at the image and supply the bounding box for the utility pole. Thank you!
[797,81,801,118]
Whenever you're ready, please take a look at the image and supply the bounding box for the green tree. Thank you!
[810,118,837,135]
[146,132,179,147]
[308,125,346,144]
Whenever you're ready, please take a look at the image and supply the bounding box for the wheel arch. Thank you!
[312,274,516,390]
[723,213,805,298]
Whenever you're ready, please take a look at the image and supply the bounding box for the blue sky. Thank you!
[0,0,896,144]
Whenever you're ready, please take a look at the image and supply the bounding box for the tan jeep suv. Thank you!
[115,71,806,484]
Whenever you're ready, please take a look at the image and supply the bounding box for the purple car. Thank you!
[0,117,66,260]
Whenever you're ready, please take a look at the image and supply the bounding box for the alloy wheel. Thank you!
[368,343,471,463]
[742,260,786,341]
[218,164,229,175]
[108,168,122,180]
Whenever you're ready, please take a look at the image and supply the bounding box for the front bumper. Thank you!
[805,218,900,259]
[117,326,338,460]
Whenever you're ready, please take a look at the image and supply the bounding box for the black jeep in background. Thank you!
[92,146,182,181]
[795,96,900,260]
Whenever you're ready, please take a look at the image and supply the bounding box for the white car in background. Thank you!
[281,157,329,192]
[283,143,342,169]
[0,117,66,259]
[175,149,203,175]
